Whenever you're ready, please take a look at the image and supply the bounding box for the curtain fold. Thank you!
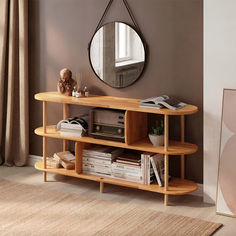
[0,0,28,166]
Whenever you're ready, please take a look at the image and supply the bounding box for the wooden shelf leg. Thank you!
[75,142,84,174]
[43,136,47,182]
[181,115,185,179]
[164,115,169,152]
[43,101,47,182]
[181,155,185,179]
[164,194,168,206]
[63,103,68,151]
[164,114,169,205]
[100,182,104,193]
[164,154,169,206]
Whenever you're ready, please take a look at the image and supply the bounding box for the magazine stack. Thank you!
[139,95,187,110]
[111,153,143,183]
[82,145,123,176]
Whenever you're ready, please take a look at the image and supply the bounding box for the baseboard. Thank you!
[28,155,42,166]
[191,183,203,197]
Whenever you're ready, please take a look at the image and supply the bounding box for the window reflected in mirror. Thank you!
[89,22,146,88]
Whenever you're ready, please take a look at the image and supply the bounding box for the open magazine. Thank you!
[139,95,187,110]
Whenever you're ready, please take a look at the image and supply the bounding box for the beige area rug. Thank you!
[0,179,222,236]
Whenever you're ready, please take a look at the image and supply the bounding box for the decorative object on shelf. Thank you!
[140,95,187,110]
[88,0,147,88]
[57,68,76,96]
[149,120,164,146]
[89,108,125,142]
[216,88,236,217]
[72,86,77,97]
[84,86,89,97]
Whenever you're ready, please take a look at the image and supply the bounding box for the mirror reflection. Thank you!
[89,22,145,88]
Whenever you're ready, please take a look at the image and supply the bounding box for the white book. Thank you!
[150,154,163,186]
[83,170,111,177]
[83,154,115,160]
[142,152,154,185]
[147,155,151,185]
[111,162,141,173]
[144,154,147,184]
[83,146,123,158]
[83,157,112,165]
[111,173,142,183]
[141,154,145,184]
[111,169,142,178]
[155,155,165,185]
[83,163,111,175]
[60,131,83,137]
[61,123,84,130]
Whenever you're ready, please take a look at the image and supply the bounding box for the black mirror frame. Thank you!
[88,21,148,89]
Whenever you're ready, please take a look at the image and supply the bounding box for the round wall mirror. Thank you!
[89,22,146,88]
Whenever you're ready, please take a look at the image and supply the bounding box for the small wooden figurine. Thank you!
[57,68,76,96]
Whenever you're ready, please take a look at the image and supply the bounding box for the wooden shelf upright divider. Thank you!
[63,103,68,151]
[34,92,198,205]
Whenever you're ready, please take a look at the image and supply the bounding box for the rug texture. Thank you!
[0,179,222,236]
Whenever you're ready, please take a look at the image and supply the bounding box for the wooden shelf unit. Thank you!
[34,92,198,205]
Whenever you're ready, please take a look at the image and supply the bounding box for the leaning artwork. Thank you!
[216,88,236,217]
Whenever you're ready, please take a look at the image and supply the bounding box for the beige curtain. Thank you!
[0,0,28,166]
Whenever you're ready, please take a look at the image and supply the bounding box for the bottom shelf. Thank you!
[35,160,198,195]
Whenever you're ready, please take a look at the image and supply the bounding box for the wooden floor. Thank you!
[0,166,235,235]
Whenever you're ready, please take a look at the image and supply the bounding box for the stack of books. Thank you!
[56,117,88,137]
[111,152,167,185]
[111,153,143,183]
[82,145,123,176]
[46,157,62,168]
[53,151,75,170]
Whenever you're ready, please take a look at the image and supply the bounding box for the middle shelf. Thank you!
[35,125,198,155]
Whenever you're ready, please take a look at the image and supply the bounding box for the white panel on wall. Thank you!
[204,0,236,203]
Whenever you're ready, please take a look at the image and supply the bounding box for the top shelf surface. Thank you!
[35,92,198,115]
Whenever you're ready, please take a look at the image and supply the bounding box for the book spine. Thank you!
[83,157,112,165]
[61,123,83,130]
[150,156,162,187]
[111,163,141,172]
[60,132,82,137]
[111,169,141,177]
[83,151,112,158]
[141,154,144,184]
[83,154,113,160]
[111,173,142,183]
[83,170,111,177]
[156,157,165,186]
[144,154,147,184]
[147,155,150,185]
[83,163,111,175]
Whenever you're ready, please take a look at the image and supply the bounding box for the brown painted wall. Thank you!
[29,0,203,183]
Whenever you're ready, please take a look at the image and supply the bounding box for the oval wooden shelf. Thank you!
[35,160,198,195]
[35,92,198,115]
[35,126,198,155]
